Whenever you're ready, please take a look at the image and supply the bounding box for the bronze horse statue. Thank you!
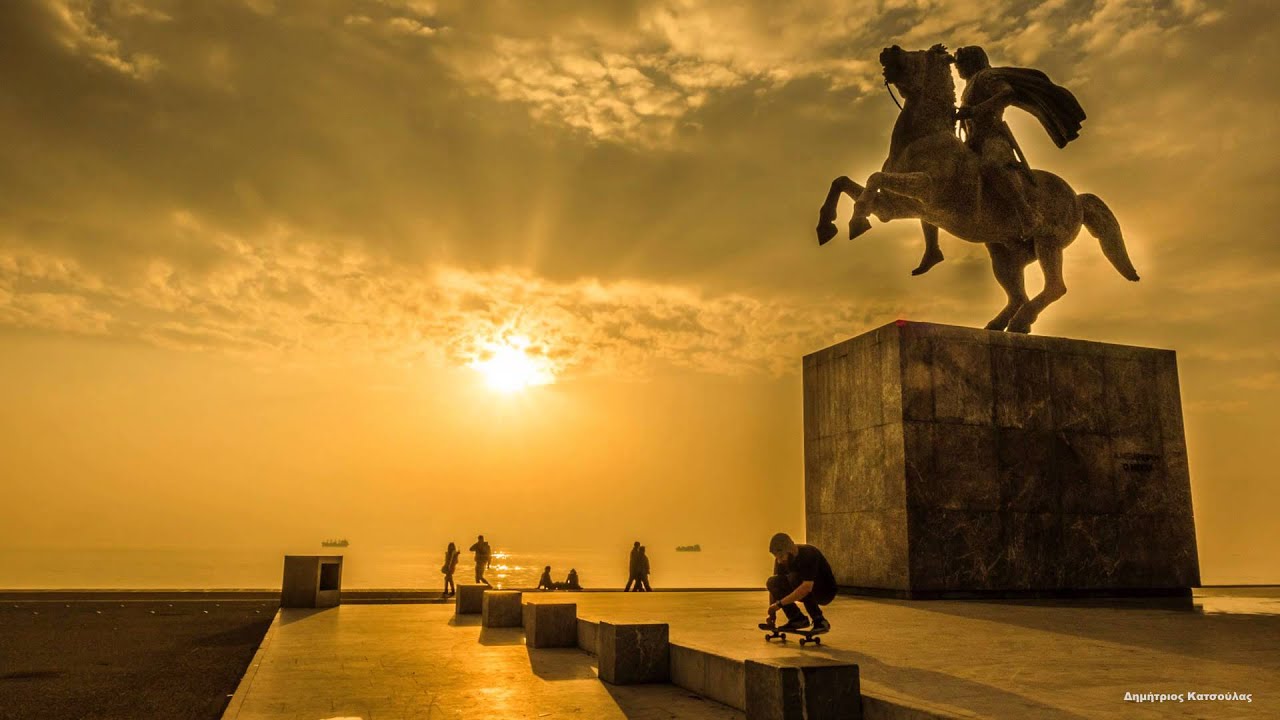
[815,44,1139,333]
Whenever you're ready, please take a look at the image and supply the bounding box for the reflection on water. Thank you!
[0,544,764,590]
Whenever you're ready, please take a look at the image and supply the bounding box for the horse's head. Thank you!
[880,44,956,102]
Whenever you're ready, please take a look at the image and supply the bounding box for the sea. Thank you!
[0,544,766,590]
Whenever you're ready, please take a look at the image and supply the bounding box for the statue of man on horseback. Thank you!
[954,45,1086,240]
[814,44,1138,334]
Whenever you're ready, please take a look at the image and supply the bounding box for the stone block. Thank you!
[482,590,522,628]
[997,428,1059,513]
[669,645,746,711]
[577,618,598,654]
[993,346,1051,429]
[803,321,1199,596]
[454,584,486,615]
[1050,352,1107,433]
[932,339,992,425]
[522,602,577,648]
[744,657,860,720]
[597,622,669,685]
[281,555,343,609]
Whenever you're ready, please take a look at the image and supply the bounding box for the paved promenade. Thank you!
[224,588,1277,719]
[221,602,742,719]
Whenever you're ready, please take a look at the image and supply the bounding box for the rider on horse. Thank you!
[953,46,1086,240]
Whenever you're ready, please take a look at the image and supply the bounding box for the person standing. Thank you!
[636,545,652,592]
[469,534,492,587]
[441,541,460,597]
[760,532,836,633]
[624,541,641,591]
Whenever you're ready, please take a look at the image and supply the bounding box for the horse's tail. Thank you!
[1080,193,1139,282]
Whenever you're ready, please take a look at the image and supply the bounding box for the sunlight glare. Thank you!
[469,340,555,393]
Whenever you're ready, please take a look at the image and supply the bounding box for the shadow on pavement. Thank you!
[478,627,525,646]
[898,596,1280,666]
[524,647,599,681]
[277,607,332,626]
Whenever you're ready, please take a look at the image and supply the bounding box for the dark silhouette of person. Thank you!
[537,565,555,591]
[564,568,581,590]
[468,534,492,587]
[441,541,460,597]
[636,546,652,592]
[624,541,641,591]
[760,532,836,633]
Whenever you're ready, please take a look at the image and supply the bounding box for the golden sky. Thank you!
[0,0,1276,583]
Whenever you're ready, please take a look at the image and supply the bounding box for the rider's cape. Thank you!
[988,67,1086,148]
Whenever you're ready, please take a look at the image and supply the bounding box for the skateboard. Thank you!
[760,623,827,647]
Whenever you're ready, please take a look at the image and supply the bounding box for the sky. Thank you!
[0,0,1277,584]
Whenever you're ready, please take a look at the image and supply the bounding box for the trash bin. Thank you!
[281,555,343,608]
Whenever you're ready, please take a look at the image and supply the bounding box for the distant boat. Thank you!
[321,539,349,548]
[675,544,701,552]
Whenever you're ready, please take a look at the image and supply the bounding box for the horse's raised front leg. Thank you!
[1007,239,1066,333]
[817,176,867,245]
[984,242,1033,330]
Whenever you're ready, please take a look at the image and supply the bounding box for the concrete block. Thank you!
[455,584,486,615]
[280,555,342,608]
[577,618,598,654]
[597,622,669,685]
[669,645,746,711]
[745,657,860,720]
[523,602,577,648]
[482,590,522,628]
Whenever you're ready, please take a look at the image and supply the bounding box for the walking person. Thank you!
[441,541,460,597]
[624,541,641,591]
[469,534,492,587]
[759,532,836,633]
[636,545,652,591]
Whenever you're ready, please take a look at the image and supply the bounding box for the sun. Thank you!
[468,336,555,393]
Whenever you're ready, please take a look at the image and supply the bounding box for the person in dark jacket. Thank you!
[441,542,460,597]
[636,546,652,591]
[624,541,641,591]
[760,532,836,633]
[469,535,492,587]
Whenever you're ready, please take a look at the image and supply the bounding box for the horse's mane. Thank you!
[918,53,957,110]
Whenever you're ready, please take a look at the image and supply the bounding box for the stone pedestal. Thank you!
[280,555,343,608]
[597,622,669,685]
[455,584,486,615]
[745,658,860,720]
[803,321,1200,596]
[523,602,578,648]
[482,590,523,628]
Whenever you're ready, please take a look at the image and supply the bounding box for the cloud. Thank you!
[40,0,161,78]
[425,0,1233,146]
[0,215,902,378]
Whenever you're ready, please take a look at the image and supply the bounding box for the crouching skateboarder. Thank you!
[759,533,837,642]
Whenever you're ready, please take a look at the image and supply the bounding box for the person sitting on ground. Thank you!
[760,532,837,633]
[564,568,581,591]
[537,565,555,591]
